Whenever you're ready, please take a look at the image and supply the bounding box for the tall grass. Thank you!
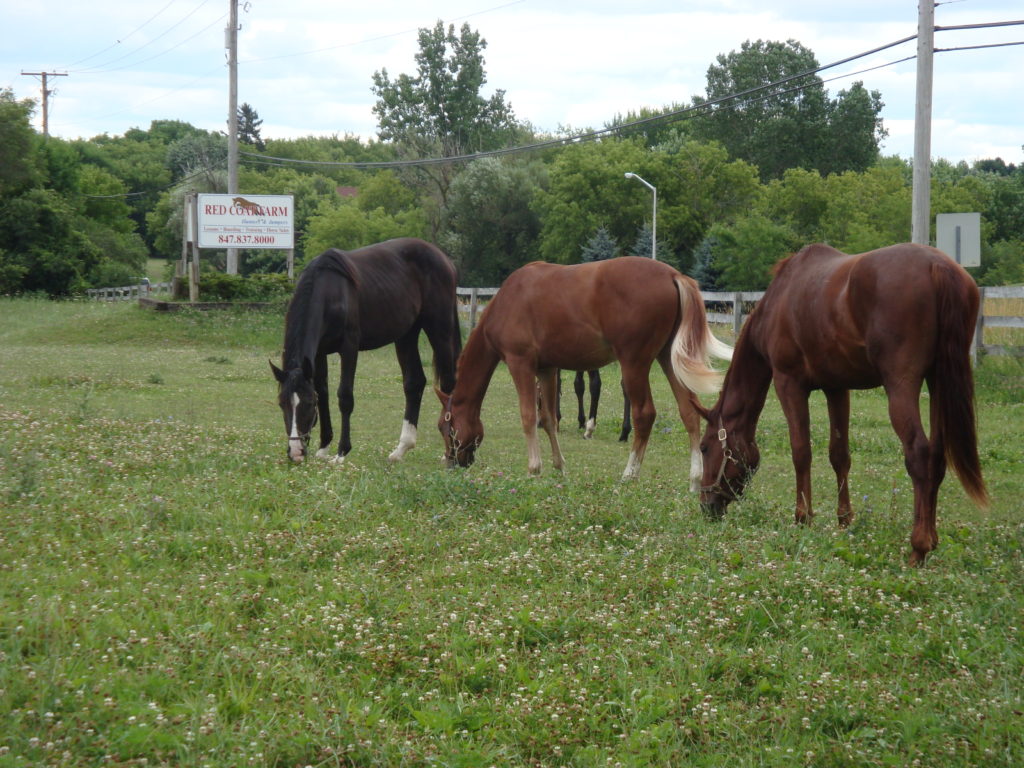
[0,298,1022,767]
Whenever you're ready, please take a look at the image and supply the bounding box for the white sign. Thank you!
[196,193,294,249]
[936,212,980,268]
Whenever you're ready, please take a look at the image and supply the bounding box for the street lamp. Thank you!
[624,172,657,260]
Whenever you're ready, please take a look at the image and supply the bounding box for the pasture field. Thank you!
[0,297,1022,768]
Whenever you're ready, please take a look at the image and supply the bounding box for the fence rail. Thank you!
[86,279,1022,359]
[87,282,172,301]
[457,285,1024,360]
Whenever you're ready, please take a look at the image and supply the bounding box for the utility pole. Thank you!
[21,71,67,136]
[226,0,240,274]
[911,1,935,245]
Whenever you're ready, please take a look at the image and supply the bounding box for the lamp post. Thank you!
[624,172,656,260]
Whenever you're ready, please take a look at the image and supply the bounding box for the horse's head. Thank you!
[436,388,482,468]
[271,358,318,462]
[693,397,760,516]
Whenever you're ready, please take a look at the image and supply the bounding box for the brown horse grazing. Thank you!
[437,257,732,484]
[693,243,988,565]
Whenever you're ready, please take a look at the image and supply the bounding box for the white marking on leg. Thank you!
[316,447,332,459]
[622,450,642,480]
[388,420,418,462]
[689,447,703,493]
[526,429,543,476]
[583,417,596,440]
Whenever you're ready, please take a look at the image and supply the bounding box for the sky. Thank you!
[3,0,1022,165]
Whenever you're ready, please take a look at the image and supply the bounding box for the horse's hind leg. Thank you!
[824,388,853,527]
[574,371,586,430]
[618,378,632,442]
[883,379,934,565]
[620,364,656,480]
[582,370,601,439]
[657,354,702,492]
[388,333,427,462]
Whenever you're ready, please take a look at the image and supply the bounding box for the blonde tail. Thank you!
[670,275,731,395]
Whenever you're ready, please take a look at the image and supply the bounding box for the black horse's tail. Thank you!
[430,259,464,393]
[931,260,988,507]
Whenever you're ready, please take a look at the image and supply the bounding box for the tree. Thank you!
[371,20,520,236]
[702,215,798,290]
[691,40,886,180]
[0,89,40,196]
[238,103,265,151]
[441,156,545,285]
[580,226,618,262]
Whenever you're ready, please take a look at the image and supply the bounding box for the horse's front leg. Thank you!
[824,388,853,527]
[508,360,545,476]
[537,369,566,472]
[335,348,358,460]
[388,334,427,462]
[313,352,334,458]
[774,375,814,524]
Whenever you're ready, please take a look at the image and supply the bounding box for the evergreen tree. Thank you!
[580,226,618,262]
[238,103,265,151]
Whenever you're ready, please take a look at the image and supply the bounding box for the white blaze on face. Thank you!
[288,392,305,462]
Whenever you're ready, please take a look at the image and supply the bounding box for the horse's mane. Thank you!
[283,249,357,367]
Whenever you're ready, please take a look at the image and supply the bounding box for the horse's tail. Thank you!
[669,275,733,395]
[931,260,988,508]
[431,257,464,392]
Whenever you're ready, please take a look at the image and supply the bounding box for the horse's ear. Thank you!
[689,391,711,421]
[301,356,314,381]
[270,360,286,383]
[434,386,450,407]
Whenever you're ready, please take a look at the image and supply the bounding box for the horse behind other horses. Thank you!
[438,257,732,485]
[271,238,461,463]
[694,242,987,565]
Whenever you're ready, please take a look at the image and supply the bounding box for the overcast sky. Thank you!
[3,0,1022,165]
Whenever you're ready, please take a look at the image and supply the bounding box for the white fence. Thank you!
[459,285,1024,360]
[87,282,172,301]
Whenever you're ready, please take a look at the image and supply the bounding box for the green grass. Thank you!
[1,298,1022,767]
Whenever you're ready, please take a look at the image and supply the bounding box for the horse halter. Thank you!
[289,391,319,444]
[701,416,746,500]
[443,409,479,462]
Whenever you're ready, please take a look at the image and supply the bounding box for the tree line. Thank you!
[2,24,1022,297]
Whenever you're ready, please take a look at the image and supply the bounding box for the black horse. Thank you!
[271,238,462,463]
[559,370,632,441]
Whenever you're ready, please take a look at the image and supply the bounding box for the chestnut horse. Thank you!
[271,238,461,463]
[693,243,987,565]
[437,257,732,484]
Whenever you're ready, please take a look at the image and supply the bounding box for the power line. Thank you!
[61,0,179,70]
[236,18,1024,173]
[238,34,921,171]
[71,0,218,74]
